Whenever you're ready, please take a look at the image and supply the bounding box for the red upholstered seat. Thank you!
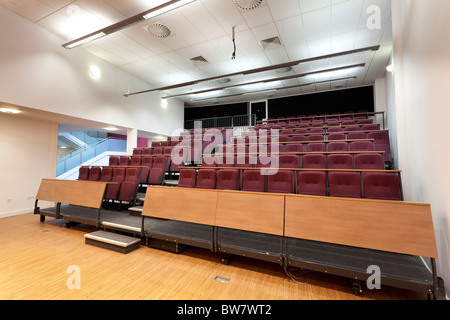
[328,172,362,199]
[297,171,327,197]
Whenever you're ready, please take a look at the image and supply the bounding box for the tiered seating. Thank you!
[75,160,149,207]
[168,111,400,202]
[176,167,403,201]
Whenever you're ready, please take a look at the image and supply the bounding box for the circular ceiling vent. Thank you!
[146,23,171,38]
[234,0,264,11]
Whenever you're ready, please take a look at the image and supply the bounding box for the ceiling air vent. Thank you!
[259,36,282,51]
[143,23,171,39]
[234,0,265,11]
[188,56,209,67]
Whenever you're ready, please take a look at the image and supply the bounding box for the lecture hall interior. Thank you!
[0,0,449,303]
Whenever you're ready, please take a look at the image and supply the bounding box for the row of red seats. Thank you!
[177,168,402,201]
[77,166,141,203]
[200,153,385,171]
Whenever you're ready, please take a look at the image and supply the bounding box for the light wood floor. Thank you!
[0,213,426,300]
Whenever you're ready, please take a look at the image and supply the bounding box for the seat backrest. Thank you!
[78,167,90,180]
[241,170,265,192]
[133,148,142,155]
[177,169,197,188]
[363,172,402,201]
[285,143,304,153]
[267,171,294,194]
[302,154,326,169]
[367,131,390,145]
[308,135,324,142]
[297,171,327,197]
[152,156,167,171]
[142,148,152,155]
[349,141,373,152]
[109,156,119,166]
[278,155,300,169]
[112,167,126,183]
[100,167,113,182]
[291,135,307,143]
[141,157,153,168]
[195,169,216,189]
[357,119,373,125]
[88,167,101,181]
[344,126,361,132]
[328,172,362,199]
[124,167,140,182]
[216,169,239,190]
[354,153,384,170]
[327,127,344,133]
[327,142,349,152]
[328,133,346,141]
[373,143,391,162]
[362,124,380,131]
[309,128,324,134]
[130,156,142,166]
[306,142,326,152]
[347,132,367,140]
[163,148,173,156]
[327,154,354,169]
[294,129,308,134]
[119,156,130,166]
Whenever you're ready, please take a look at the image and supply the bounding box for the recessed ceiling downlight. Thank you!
[234,0,264,11]
[144,23,171,38]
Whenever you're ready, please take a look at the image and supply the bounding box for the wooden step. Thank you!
[84,231,141,254]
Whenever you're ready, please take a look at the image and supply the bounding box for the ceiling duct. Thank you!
[259,36,282,51]
[144,23,171,38]
[234,0,265,11]
[188,56,209,66]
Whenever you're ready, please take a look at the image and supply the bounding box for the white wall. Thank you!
[0,114,57,218]
[0,6,184,137]
[390,0,450,295]
[0,6,185,218]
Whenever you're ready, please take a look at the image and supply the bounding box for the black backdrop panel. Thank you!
[268,86,374,118]
[184,86,374,122]
[184,102,248,121]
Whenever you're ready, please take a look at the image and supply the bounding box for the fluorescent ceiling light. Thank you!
[162,63,365,100]
[63,32,106,49]
[62,0,197,49]
[143,0,196,19]
[191,76,357,102]
[125,45,379,97]
[0,107,21,114]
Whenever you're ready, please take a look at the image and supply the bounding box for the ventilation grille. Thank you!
[188,56,209,66]
[143,23,171,38]
[234,0,265,11]
[259,36,282,51]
